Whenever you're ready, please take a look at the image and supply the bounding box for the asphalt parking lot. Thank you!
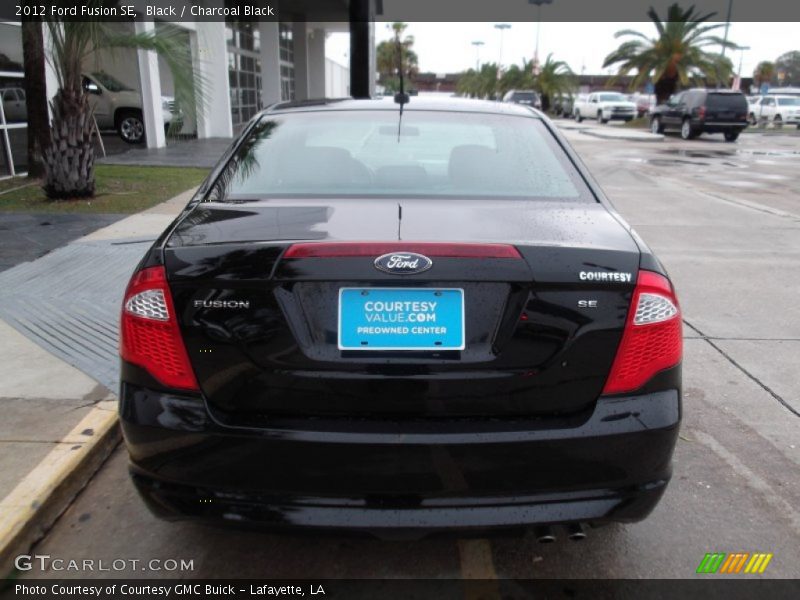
[17,124,800,580]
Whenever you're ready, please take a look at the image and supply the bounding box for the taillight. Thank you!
[120,266,199,391]
[602,270,682,395]
[697,106,706,119]
[284,242,521,259]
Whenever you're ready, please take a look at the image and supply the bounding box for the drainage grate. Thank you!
[0,239,150,392]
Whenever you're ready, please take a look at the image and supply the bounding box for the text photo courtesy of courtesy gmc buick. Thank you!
[119,98,682,541]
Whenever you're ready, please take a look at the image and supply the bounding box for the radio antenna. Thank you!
[393,35,409,141]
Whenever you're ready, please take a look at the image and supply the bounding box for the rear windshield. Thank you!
[208,110,592,202]
[512,92,537,101]
[707,93,747,109]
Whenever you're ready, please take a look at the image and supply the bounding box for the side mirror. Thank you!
[85,82,101,95]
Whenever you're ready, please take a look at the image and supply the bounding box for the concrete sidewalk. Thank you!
[553,120,663,141]
[0,188,193,573]
[98,137,232,168]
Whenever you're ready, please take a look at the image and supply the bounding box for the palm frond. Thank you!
[605,2,735,98]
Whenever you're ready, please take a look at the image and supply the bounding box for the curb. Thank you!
[580,129,664,142]
[0,403,120,575]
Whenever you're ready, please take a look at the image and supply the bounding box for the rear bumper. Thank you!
[120,384,681,536]
[695,120,748,132]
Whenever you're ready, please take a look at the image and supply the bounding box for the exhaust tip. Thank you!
[566,523,586,541]
[534,526,557,544]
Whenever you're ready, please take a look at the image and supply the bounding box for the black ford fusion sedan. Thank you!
[119,97,682,540]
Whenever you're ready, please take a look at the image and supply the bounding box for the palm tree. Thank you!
[753,61,776,88]
[498,64,531,97]
[533,54,575,112]
[603,3,737,103]
[478,63,501,99]
[21,14,50,178]
[43,11,201,199]
[456,69,481,98]
[456,64,500,99]
[376,22,418,93]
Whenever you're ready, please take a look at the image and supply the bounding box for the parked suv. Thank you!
[502,89,542,109]
[551,93,574,117]
[650,89,748,141]
[82,72,180,144]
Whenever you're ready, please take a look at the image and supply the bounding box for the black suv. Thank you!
[650,89,748,141]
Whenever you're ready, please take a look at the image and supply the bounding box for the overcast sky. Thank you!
[326,22,798,79]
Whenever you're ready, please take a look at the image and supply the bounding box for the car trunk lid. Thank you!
[165,200,639,420]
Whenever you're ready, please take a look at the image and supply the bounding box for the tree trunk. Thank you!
[655,76,678,104]
[21,16,50,178]
[43,88,96,199]
[541,93,551,112]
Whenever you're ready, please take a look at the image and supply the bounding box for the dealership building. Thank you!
[0,1,375,177]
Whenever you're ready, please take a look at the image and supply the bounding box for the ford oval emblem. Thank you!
[374,252,433,275]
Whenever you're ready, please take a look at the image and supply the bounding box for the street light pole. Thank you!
[494,23,511,70]
[528,0,553,66]
[736,45,750,91]
[471,40,484,71]
[721,0,733,58]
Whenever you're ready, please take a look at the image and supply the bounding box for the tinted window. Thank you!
[90,72,133,92]
[209,110,592,202]
[706,93,747,110]
[597,93,627,102]
[512,92,537,102]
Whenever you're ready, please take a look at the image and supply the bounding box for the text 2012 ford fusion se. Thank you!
[119,98,682,541]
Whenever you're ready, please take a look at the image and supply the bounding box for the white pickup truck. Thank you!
[572,91,637,124]
[749,94,800,128]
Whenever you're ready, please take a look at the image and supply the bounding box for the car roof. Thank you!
[265,96,543,118]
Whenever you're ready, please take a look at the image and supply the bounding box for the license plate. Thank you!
[338,288,465,351]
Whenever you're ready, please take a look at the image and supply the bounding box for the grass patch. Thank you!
[0,165,209,214]
[0,176,37,195]
[621,117,650,129]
